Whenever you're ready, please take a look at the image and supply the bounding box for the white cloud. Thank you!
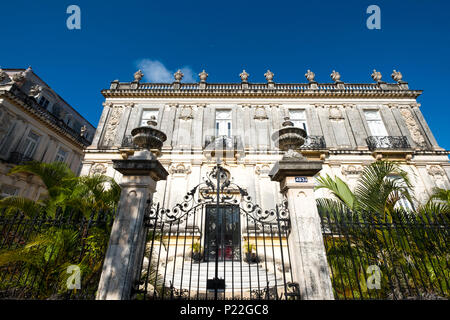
[137,59,195,83]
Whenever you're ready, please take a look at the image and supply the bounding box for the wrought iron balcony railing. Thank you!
[204,135,244,150]
[366,136,411,151]
[7,152,35,165]
[300,136,326,150]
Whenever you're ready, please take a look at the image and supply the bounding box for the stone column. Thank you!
[269,160,334,300]
[96,159,168,300]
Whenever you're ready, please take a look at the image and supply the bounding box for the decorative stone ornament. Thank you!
[391,70,405,83]
[264,70,274,83]
[130,115,167,159]
[12,72,25,85]
[179,106,194,120]
[174,70,184,82]
[239,70,249,83]
[272,117,307,160]
[427,165,445,178]
[0,69,10,83]
[254,106,268,120]
[305,70,316,83]
[198,70,208,82]
[341,165,363,176]
[329,106,344,120]
[29,85,42,97]
[330,70,342,83]
[80,125,87,137]
[371,69,383,83]
[134,70,144,82]
[90,163,107,175]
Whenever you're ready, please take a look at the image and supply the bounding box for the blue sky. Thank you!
[1,0,449,149]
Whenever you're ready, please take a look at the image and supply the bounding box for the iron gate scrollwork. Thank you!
[134,164,300,300]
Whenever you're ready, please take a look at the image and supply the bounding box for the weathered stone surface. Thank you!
[269,160,322,182]
[113,159,168,180]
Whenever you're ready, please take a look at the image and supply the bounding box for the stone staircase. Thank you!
[163,261,285,292]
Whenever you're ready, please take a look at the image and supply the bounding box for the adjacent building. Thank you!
[0,67,95,200]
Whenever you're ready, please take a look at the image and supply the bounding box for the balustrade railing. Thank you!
[366,136,411,150]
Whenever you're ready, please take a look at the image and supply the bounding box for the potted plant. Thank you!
[243,241,259,263]
[191,242,202,263]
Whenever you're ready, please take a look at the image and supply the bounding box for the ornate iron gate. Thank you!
[134,164,300,300]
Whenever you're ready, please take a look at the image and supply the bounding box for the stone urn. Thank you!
[271,117,307,159]
[130,116,167,159]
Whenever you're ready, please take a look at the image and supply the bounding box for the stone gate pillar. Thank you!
[269,159,334,300]
[96,159,168,300]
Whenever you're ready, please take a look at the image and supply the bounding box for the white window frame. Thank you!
[55,147,68,163]
[22,131,40,159]
[364,109,388,136]
[140,109,159,126]
[215,109,232,137]
[288,109,308,134]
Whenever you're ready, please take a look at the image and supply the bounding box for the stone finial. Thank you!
[391,70,404,83]
[174,69,184,82]
[134,70,144,82]
[80,125,87,137]
[240,70,249,82]
[0,69,10,83]
[29,84,42,97]
[12,71,25,85]
[264,70,274,83]
[371,69,382,83]
[330,70,342,83]
[305,69,316,83]
[198,70,208,82]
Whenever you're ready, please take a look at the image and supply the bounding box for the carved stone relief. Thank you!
[399,108,427,148]
[341,165,364,176]
[103,106,123,146]
[255,164,271,175]
[90,163,107,175]
[329,106,344,121]
[178,106,194,120]
[168,163,192,175]
[254,106,269,120]
[427,165,446,180]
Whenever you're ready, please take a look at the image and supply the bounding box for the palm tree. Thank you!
[0,161,120,218]
[422,188,450,215]
[316,160,414,222]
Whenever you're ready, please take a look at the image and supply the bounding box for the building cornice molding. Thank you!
[101,82,422,99]
[0,87,90,149]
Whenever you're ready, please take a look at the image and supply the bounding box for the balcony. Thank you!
[204,135,244,160]
[7,152,35,165]
[366,136,411,151]
[300,136,326,150]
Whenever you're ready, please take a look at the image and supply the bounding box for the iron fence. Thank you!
[0,208,114,300]
[319,210,449,300]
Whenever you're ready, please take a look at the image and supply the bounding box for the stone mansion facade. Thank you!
[81,69,450,211]
[0,67,95,199]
